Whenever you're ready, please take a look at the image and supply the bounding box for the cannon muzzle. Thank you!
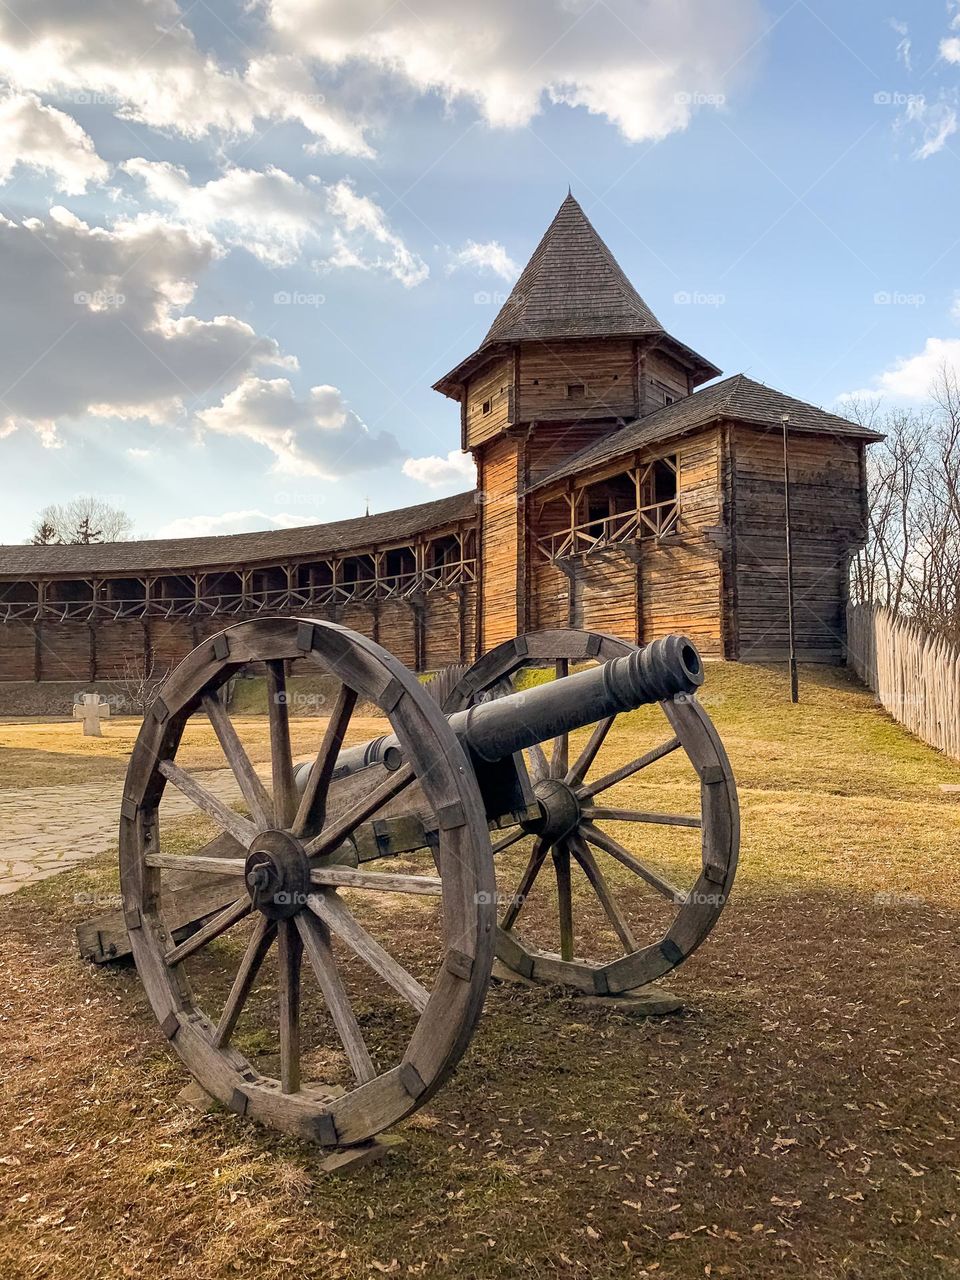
[297,634,703,793]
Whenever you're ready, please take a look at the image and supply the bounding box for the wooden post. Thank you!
[781,413,799,703]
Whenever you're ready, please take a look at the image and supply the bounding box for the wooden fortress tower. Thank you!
[435,193,879,659]
[0,194,881,707]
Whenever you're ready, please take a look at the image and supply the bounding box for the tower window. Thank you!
[481,399,491,414]
[567,383,585,399]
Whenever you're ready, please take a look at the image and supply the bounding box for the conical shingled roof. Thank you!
[482,193,663,344]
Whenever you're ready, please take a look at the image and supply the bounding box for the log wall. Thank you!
[478,436,521,649]
[729,426,865,662]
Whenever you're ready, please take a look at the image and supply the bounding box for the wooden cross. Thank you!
[75,692,109,737]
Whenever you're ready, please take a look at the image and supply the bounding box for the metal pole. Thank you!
[782,413,799,703]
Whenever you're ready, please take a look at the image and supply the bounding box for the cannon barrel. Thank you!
[298,634,703,791]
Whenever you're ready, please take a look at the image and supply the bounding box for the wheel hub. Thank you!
[244,829,311,919]
[523,776,581,844]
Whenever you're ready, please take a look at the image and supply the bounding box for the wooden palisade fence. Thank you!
[846,602,960,761]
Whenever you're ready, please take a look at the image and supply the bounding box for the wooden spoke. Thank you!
[158,759,257,848]
[265,659,297,829]
[491,826,527,855]
[500,836,550,932]
[564,714,615,787]
[309,866,443,895]
[213,915,276,1047]
[580,806,701,829]
[303,762,415,859]
[146,852,247,876]
[578,735,682,799]
[526,741,551,785]
[553,842,575,962]
[550,658,569,778]
[296,912,376,1086]
[277,918,302,1093]
[292,683,358,838]
[164,894,251,966]
[307,891,430,1013]
[580,821,684,903]
[568,833,638,954]
[202,692,273,829]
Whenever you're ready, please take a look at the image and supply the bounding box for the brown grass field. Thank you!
[1,662,959,1279]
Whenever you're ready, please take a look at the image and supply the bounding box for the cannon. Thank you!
[113,618,738,1151]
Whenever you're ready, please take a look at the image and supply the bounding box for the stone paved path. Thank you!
[0,765,272,896]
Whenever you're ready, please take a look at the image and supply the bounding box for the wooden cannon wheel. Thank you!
[443,629,740,996]
[119,617,495,1147]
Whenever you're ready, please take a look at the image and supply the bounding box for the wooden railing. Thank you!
[0,559,478,623]
[536,498,680,563]
[846,602,960,761]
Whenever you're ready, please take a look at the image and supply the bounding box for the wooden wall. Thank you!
[518,339,639,422]
[728,425,865,662]
[464,356,513,449]
[478,436,521,650]
[526,426,726,656]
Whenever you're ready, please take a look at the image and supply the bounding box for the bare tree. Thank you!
[30,496,133,545]
[114,650,168,717]
[851,367,960,642]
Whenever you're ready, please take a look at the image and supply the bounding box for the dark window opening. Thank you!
[641,456,678,507]
[567,383,585,399]
[481,399,491,415]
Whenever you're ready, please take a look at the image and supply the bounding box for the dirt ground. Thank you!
[1,662,959,1279]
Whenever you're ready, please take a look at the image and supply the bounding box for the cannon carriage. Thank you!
[109,617,739,1151]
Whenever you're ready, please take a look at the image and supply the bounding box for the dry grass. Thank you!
[0,712,390,790]
[1,662,960,1279]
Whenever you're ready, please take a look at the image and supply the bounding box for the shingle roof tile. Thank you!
[0,491,477,578]
[529,374,883,490]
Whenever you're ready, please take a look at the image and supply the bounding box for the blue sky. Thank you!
[1,0,959,543]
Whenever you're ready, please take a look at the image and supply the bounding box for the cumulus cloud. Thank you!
[0,206,288,444]
[0,0,372,155]
[197,376,405,477]
[269,0,761,142]
[403,449,476,488]
[0,92,108,193]
[447,240,519,281]
[154,509,317,537]
[123,161,427,284]
[841,337,960,402]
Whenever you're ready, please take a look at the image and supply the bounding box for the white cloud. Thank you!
[0,206,288,444]
[269,0,761,143]
[0,0,373,155]
[0,92,108,193]
[890,19,912,71]
[841,337,960,402]
[943,37,960,63]
[124,161,427,284]
[447,240,519,281]
[154,509,317,538]
[321,180,428,287]
[904,96,958,159]
[197,376,405,477]
[403,449,476,488]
